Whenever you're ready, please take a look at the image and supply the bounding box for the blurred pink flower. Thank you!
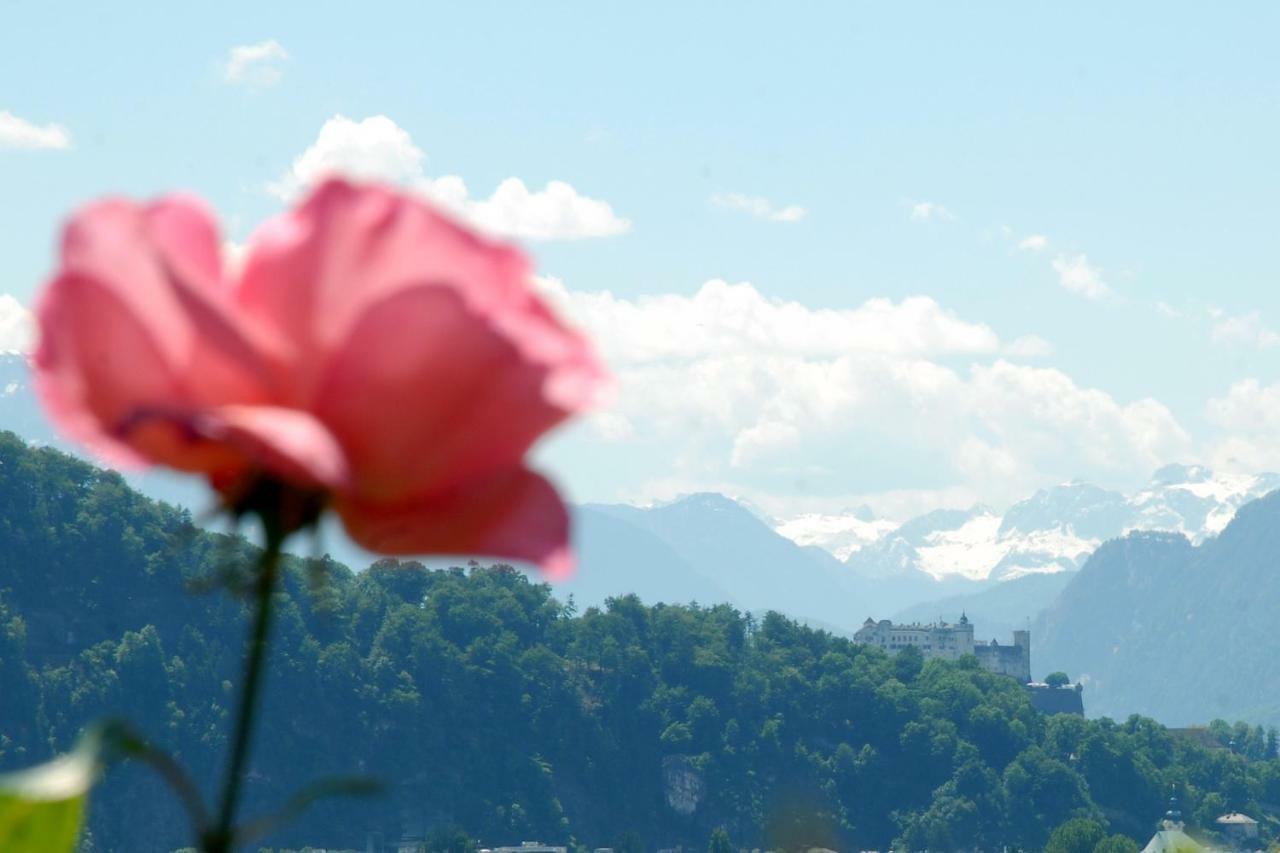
[34,178,605,576]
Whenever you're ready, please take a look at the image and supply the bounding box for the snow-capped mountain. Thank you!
[0,353,58,447]
[775,505,898,561]
[2,347,1276,604]
[779,466,1280,583]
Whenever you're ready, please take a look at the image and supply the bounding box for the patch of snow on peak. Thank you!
[1127,467,1278,544]
[914,512,1008,581]
[776,512,897,560]
[779,464,1280,582]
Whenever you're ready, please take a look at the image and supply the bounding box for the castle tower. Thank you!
[1012,630,1031,683]
[957,612,975,655]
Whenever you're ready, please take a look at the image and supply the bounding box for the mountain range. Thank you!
[778,465,1280,583]
[1035,489,1280,727]
[8,348,1280,721]
[565,464,1280,638]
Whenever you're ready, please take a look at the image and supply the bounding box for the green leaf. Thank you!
[235,775,383,845]
[0,724,117,853]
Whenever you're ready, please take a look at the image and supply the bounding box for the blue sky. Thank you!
[5,2,1280,521]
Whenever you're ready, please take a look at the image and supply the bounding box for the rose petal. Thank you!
[34,196,282,466]
[204,405,351,491]
[35,271,181,467]
[237,179,604,502]
[311,285,585,503]
[115,404,350,494]
[54,196,227,372]
[236,179,597,402]
[335,467,574,577]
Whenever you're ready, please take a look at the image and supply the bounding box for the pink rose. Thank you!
[34,178,605,576]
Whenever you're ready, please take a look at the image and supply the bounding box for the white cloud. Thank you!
[0,295,34,352]
[1004,334,1053,359]
[540,276,1187,511]
[1206,379,1280,471]
[1155,301,1182,318]
[1209,310,1280,349]
[1207,379,1280,432]
[0,111,71,150]
[731,420,804,467]
[1051,254,1111,300]
[535,277,1000,364]
[1018,234,1049,252]
[269,114,630,241]
[909,201,955,222]
[964,361,1189,490]
[224,40,289,87]
[710,193,807,223]
[268,115,423,197]
[468,177,631,241]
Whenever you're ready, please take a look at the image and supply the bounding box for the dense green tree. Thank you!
[1,433,1279,852]
[1044,817,1106,853]
[1046,671,1071,689]
[425,825,479,853]
[1093,833,1141,853]
[706,826,733,853]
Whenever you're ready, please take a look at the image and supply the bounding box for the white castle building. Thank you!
[853,613,1032,683]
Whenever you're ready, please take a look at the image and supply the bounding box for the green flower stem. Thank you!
[117,730,211,838]
[203,528,285,853]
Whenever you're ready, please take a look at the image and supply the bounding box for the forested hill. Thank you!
[2,433,1280,853]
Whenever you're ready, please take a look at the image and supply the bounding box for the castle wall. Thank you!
[973,642,1031,683]
[1026,683,1084,715]
[854,617,1030,682]
[852,619,975,661]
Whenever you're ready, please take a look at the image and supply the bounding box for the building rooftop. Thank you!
[1216,813,1257,825]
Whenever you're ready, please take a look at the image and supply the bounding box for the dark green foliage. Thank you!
[425,825,478,853]
[706,826,732,853]
[1093,834,1141,853]
[1046,672,1071,689]
[0,434,1277,852]
[1044,817,1105,853]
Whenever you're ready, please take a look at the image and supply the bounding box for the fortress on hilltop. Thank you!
[853,613,1032,683]
[853,614,1083,715]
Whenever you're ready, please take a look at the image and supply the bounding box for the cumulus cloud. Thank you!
[0,295,34,352]
[1207,380,1280,431]
[710,193,807,223]
[909,201,955,222]
[1206,379,1280,471]
[1209,310,1280,349]
[539,276,1187,510]
[224,40,289,87]
[269,114,630,241]
[1018,234,1048,252]
[965,361,1189,484]
[0,111,71,150]
[1051,254,1111,300]
[535,277,1000,364]
[1004,334,1053,358]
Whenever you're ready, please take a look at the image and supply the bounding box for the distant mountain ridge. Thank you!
[2,350,1278,645]
[1035,489,1280,726]
[778,465,1280,583]
[566,493,868,628]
